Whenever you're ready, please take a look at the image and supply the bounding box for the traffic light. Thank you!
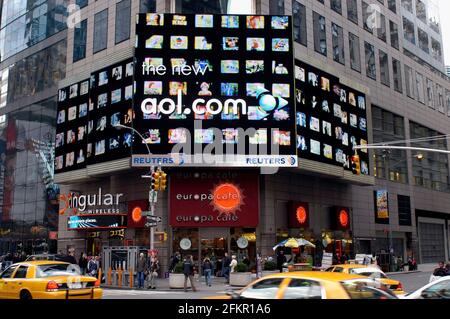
[351,154,361,175]
[160,171,167,191]
[151,171,161,190]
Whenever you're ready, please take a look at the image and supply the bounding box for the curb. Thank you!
[386,270,421,275]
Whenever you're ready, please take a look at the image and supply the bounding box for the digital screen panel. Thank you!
[295,60,369,174]
[88,58,134,165]
[67,214,127,230]
[55,79,90,173]
[133,14,297,166]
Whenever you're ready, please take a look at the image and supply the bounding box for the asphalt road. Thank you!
[102,271,432,299]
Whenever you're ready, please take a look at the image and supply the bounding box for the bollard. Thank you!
[130,268,134,288]
[118,267,123,288]
[98,268,102,286]
[107,267,112,286]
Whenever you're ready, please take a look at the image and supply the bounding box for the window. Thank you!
[390,21,399,49]
[140,0,156,12]
[333,267,344,273]
[283,279,323,299]
[418,28,429,53]
[398,195,411,226]
[404,64,414,99]
[93,9,108,53]
[365,42,376,80]
[293,1,307,47]
[436,84,444,114]
[388,0,397,13]
[73,19,87,62]
[76,0,89,8]
[331,0,342,15]
[116,0,131,44]
[362,2,373,33]
[332,23,345,64]
[13,266,28,279]
[240,278,284,299]
[372,106,407,183]
[446,90,450,117]
[347,0,358,24]
[416,0,427,23]
[426,78,434,109]
[377,13,386,42]
[431,38,442,62]
[410,122,449,191]
[176,0,230,13]
[422,281,450,298]
[428,1,440,34]
[392,58,402,93]
[403,17,415,44]
[379,50,390,87]
[349,32,361,72]
[401,0,413,13]
[313,12,327,56]
[269,0,285,15]
[0,265,18,278]
[416,72,425,104]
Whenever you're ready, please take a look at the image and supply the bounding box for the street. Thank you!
[102,271,433,299]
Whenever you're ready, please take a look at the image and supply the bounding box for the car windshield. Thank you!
[36,264,80,278]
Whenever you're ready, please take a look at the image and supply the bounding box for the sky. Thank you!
[438,0,450,65]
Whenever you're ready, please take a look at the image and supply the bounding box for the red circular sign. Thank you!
[339,209,349,227]
[132,207,143,223]
[296,206,307,224]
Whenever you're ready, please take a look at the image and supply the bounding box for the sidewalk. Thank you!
[386,263,434,275]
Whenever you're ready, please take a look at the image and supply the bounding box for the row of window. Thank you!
[372,106,450,192]
[73,0,156,62]
[403,15,442,61]
[401,0,440,34]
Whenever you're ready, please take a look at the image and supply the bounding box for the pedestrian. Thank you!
[433,261,447,277]
[169,252,180,273]
[256,253,262,279]
[277,251,287,273]
[445,261,450,275]
[87,256,99,278]
[202,257,212,287]
[242,256,250,268]
[63,247,77,264]
[78,252,88,275]
[210,253,216,277]
[222,252,231,283]
[148,256,160,289]
[136,253,147,289]
[230,255,238,273]
[183,255,197,292]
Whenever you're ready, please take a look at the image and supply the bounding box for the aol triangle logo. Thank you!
[255,87,289,118]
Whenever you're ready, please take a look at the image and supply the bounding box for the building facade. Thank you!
[1,0,450,273]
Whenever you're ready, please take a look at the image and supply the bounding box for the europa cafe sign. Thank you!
[169,171,259,227]
[59,188,125,215]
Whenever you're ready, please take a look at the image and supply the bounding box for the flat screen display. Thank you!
[295,60,369,174]
[133,14,297,166]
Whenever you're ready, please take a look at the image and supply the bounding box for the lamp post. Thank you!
[113,123,157,251]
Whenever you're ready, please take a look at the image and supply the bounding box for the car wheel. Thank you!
[20,290,32,300]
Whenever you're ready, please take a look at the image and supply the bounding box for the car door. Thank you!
[239,278,286,299]
[420,280,450,299]
[281,278,324,299]
[0,265,18,299]
[9,265,29,299]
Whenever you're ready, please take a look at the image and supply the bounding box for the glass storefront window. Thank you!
[173,228,199,262]
[230,228,256,270]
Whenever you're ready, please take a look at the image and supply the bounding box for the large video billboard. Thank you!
[133,14,297,167]
[295,60,369,174]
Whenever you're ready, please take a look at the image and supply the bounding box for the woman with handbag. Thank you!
[148,256,160,289]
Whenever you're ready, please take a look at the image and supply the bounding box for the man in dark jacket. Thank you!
[183,255,197,292]
[433,261,448,277]
[222,252,231,284]
[62,247,77,265]
[136,253,148,289]
[277,251,287,273]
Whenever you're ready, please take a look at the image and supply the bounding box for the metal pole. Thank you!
[114,124,157,251]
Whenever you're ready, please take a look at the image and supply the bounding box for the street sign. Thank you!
[145,222,158,228]
[149,190,158,203]
[146,216,162,223]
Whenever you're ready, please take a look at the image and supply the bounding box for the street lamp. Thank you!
[113,123,157,251]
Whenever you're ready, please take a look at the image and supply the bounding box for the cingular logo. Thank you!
[140,86,289,116]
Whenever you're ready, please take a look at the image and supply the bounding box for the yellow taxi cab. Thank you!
[325,264,404,295]
[206,272,397,299]
[0,261,102,299]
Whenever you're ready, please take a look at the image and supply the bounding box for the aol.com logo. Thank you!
[67,4,81,29]
[365,4,382,30]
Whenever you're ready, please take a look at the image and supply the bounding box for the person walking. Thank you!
[256,253,262,279]
[183,255,197,292]
[87,256,99,278]
[230,255,238,273]
[222,252,231,284]
[78,253,88,275]
[148,256,160,290]
[433,261,447,277]
[277,251,287,273]
[136,253,148,289]
[169,252,180,273]
[63,247,77,265]
[210,253,216,277]
[202,257,212,287]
